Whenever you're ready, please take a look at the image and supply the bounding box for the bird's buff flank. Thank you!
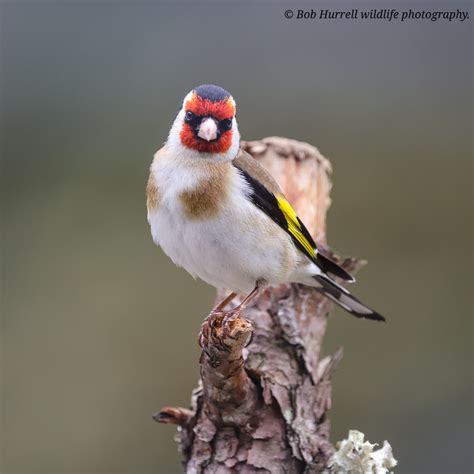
[147,84,385,324]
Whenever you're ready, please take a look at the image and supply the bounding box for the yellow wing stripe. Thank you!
[276,196,317,257]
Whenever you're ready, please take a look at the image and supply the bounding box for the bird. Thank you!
[146,84,385,326]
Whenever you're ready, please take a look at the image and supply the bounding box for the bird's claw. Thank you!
[199,310,218,349]
[222,308,241,335]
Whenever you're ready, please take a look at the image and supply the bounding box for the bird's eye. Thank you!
[185,111,195,122]
[220,118,233,131]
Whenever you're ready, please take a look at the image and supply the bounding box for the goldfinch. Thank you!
[146,85,384,322]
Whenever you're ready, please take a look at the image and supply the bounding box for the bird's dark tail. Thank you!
[313,274,385,322]
[314,252,355,282]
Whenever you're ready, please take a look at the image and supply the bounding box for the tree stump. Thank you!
[155,137,365,473]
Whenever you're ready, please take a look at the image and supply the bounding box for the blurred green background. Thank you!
[1,1,472,473]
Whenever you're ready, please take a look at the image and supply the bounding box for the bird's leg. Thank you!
[212,292,238,313]
[199,292,237,348]
[222,281,263,331]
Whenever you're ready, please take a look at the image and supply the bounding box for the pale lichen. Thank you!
[324,430,397,474]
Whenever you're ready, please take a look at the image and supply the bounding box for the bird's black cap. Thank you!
[194,84,231,102]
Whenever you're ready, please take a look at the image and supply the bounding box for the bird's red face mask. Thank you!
[180,92,236,154]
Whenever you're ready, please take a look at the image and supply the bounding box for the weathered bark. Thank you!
[155,137,365,473]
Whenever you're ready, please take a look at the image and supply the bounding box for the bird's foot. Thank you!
[198,309,223,350]
[222,308,242,335]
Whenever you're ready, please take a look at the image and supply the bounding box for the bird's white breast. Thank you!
[147,149,300,293]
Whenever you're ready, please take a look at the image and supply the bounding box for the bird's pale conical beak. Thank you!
[197,118,218,141]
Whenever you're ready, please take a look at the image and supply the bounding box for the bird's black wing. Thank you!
[233,162,354,282]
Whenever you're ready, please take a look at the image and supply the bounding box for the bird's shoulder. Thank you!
[232,149,283,197]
